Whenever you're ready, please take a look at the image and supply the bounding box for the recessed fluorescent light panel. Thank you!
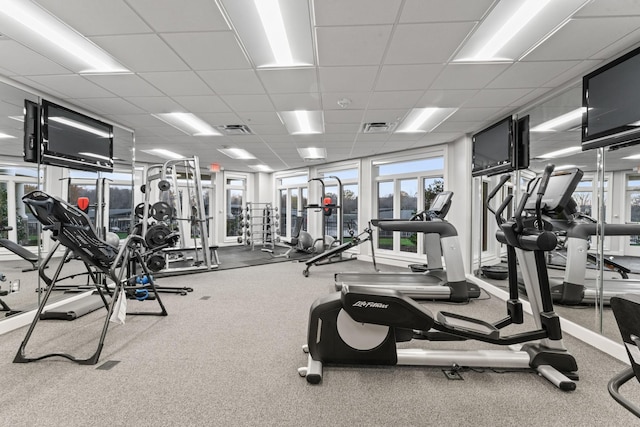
[538,146,582,159]
[280,110,324,135]
[249,164,273,172]
[141,149,185,160]
[153,113,221,136]
[297,147,326,161]
[454,0,590,62]
[531,108,585,132]
[0,0,129,73]
[623,154,640,160]
[217,147,256,160]
[395,108,458,133]
[218,0,314,68]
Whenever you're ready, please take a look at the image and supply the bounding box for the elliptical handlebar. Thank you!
[486,174,511,225]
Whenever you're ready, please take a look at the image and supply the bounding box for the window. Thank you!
[374,155,444,255]
[319,167,359,243]
[276,173,308,240]
[226,177,246,239]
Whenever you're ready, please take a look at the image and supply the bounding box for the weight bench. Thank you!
[14,190,168,365]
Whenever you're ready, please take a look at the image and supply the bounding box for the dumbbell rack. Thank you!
[243,202,275,252]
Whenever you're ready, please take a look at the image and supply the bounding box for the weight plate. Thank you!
[151,201,172,221]
[134,202,147,219]
[147,254,166,272]
[158,180,171,191]
[145,224,171,248]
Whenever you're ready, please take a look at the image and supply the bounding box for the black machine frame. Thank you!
[14,190,167,365]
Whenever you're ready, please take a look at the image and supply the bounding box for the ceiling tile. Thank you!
[23,75,115,98]
[463,88,535,108]
[84,74,163,97]
[488,61,582,89]
[385,22,474,64]
[162,32,250,70]
[239,112,282,125]
[323,110,365,124]
[429,64,510,89]
[576,0,640,17]
[71,97,145,115]
[321,92,370,110]
[90,34,189,72]
[318,66,379,92]
[126,0,229,32]
[316,26,393,66]
[139,71,214,96]
[375,64,443,91]
[0,41,72,76]
[173,96,231,113]
[270,93,322,111]
[124,96,183,113]
[314,0,403,26]
[362,109,407,123]
[525,17,640,61]
[399,0,494,23]
[257,69,319,93]
[367,91,423,109]
[35,0,152,36]
[220,94,275,112]
[418,89,478,107]
[447,107,505,122]
[198,70,265,95]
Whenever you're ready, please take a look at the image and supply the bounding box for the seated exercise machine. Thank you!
[517,168,640,305]
[609,294,640,418]
[14,190,168,365]
[334,191,480,302]
[298,165,578,391]
[0,224,39,271]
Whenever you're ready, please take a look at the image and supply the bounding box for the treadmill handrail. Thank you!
[372,220,458,237]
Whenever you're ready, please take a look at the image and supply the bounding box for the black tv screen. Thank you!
[41,100,114,172]
[582,45,640,150]
[472,116,514,177]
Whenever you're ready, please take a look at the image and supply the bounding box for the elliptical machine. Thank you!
[298,165,578,391]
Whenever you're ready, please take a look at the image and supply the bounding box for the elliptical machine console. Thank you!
[298,165,578,391]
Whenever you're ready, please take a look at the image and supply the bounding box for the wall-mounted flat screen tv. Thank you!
[472,116,514,177]
[41,100,114,172]
[582,45,640,150]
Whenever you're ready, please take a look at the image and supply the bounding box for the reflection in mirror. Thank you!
[479,82,640,343]
[0,79,135,322]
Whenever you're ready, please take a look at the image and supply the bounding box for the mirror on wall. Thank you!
[0,79,135,320]
[490,82,640,342]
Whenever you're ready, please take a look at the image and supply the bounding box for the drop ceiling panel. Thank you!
[125,0,229,32]
[525,17,640,61]
[323,110,365,124]
[219,95,275,112]
[576,0,640,17]
[110,114,167,128]
[72,98,145,115]
[270,93,322,111]
[173,96,231,113]
[318,66,379,92]
[90,34,189,72]
[124,96,183,113]
[314,0,403,26]
[162,32,250,70]
[384,23,474,64]
[238,112,282,125]
[257,69,319,93]
[321,92,370,110]
[198,70,265,95]
[375,64,444,91]
[429,63,510,89]
[246,124,288,135]
[316,26,393,66]
[399,0,494,23]
[487,61,582,89]
[0,41,72,76]
[324,123,361,134]
[367,91,423,110]
[24,75,115,98]
[34,1,151,36]
[463,88,535,108]
[448,107,505,122]
[139,71,214,96]
[362,109,407,123]
[418,89,478,107]
[84,74,163,97]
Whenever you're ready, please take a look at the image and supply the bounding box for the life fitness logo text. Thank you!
[353,301,389,309]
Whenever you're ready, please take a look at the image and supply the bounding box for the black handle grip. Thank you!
[495,194,513,225]
[537,164,555,196]
[487,174,511,201]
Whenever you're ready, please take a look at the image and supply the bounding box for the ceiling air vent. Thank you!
[362,122,396,133]
[216,124,253,135]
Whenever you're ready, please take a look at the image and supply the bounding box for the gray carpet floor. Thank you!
[0,259,638,426]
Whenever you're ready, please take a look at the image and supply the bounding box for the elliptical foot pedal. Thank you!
[437,311,500,339]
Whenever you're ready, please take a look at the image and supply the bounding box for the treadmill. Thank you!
[521,168,640,305]
[334,191,481,302]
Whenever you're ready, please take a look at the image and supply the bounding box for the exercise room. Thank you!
[1,0,640,425]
